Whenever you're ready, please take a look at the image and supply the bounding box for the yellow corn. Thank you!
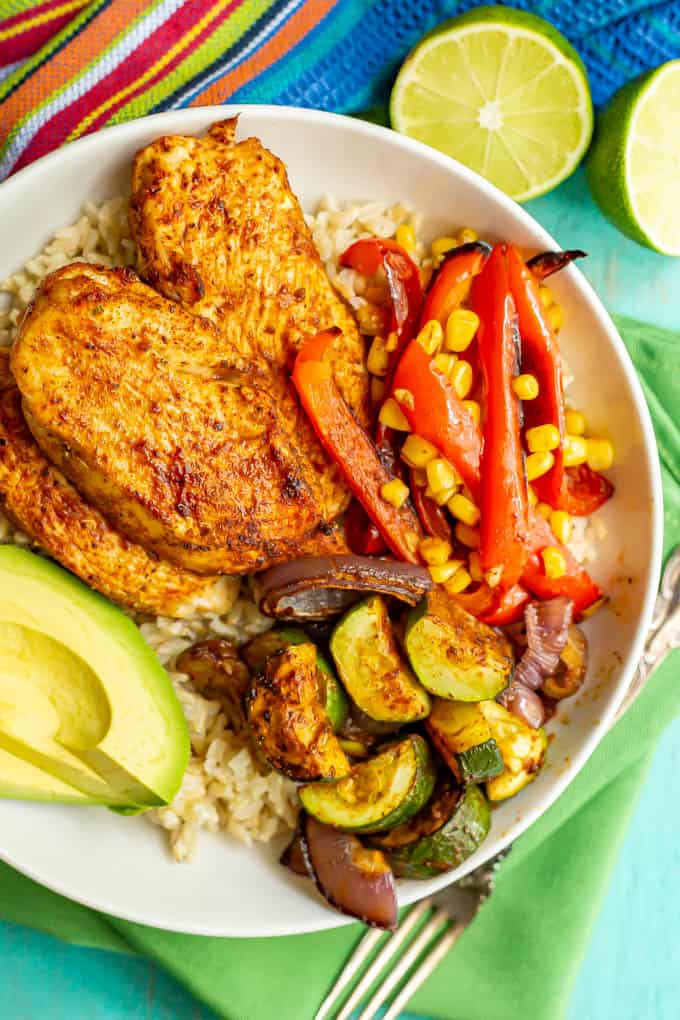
[463,399,481,425]
[411,466,428,487]
[444,567,472,595]
[429,560,464,585]
[565,409,586,435]
[550,510,573,544]
[526,451,555,481]
[468,551,483,581]
[445,308,480,353]
[385,330,399,352]
[432,484,457,507]
[431,236,458,259]
[416,319,444,356]
[450,358,473,399]
[426,457,458,493]
[538,285,553,309]
[563,434,588,467]
[485,566,504,589]
[433,352,457,378]
[370,377,385,405]
[526,423,561,453]
[378,397,411,431]
[356,302,388,336]
[405,530,420,556]
[401,434,438,467]
[367,336,389,377]
[457,227,478,245]
[537,501,553,520]
[542,546,567,579]
[395,223,416,254]
[586,437,614,472]
[455,522,480,548]
[380,478,409,509]
[528,485,538,507]
[548,304,564,332]
[420,263,434,290]
[512,373,540,400]
[448,493,480,527]
[419,537,453,566]
[393,387,415,412]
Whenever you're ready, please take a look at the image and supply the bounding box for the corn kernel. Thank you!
[455,522,480,549]
[444,567,472,595]
[426,457,458,493]
[405,530,420,555]
[448,493,480,527]
[512,374,540,401]
[457,227,478,245]
[365,283,388,305]
[542,546,567,580]
[401,434,438,467]
[370,377,385,405]
[411,467,428,487]
[395,223,416,254]
[433,352,457,377]
[526,450,555,481]
[586,438,614,472]
[528,485,538,507]
[526,423,561,453]
[450,358,473,399]
[538,285,553,309]
[462,400,481,425]
[485,566,504,589]
[429,560,464,584]
[385,330,399,352]
[367,336,389,377]
[419,537,453,566]
[356,302,388,336]
[550,510,573,544]
[431,236,458,259]
[468,551,483,580]
[548,304,564,332]
[420,263,434,290]
[380,478,409,508]
[379,398,411,431]
[394,388,415,411]
[416,319,444,355]
[445,308,479,353]
[563,434,588,467]
[565,409,586,435]
[537,501,553,520]
[432,485,457,507]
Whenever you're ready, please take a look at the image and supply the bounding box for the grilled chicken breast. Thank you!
[0,351,236,618]
[12,263,349,574]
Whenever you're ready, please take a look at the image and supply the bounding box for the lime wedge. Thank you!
[585,60,680,255]
[390,6,593,202]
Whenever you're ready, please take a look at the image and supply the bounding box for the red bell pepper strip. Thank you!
[523,510,602,615]
[525,249,587,280]
[419,242,491,330]
[344,500,388,556]
[292,334,422,563]
[391,339,482,500]
[451,581,529,625]
[410,470,453,541]
[471,245,530,589]
[561,464,614,517]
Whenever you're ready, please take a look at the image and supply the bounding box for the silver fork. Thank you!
[315,546,680,1020]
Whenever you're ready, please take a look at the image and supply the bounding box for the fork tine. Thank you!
[356,908,450,1020]
[381,920,466,1020]
[313,927,383,1020]
[333,898,433,1020]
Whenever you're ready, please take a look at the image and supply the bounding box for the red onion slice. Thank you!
[500,597,573,728]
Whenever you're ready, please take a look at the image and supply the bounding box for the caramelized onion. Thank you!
[526,249,587,280]
[500,597,573,728]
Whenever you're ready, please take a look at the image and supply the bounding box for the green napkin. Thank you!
[0,315,678,1020]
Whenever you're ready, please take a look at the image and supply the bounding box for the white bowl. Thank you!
[0,106,663,937]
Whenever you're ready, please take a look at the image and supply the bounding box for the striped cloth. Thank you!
[1,0,679,180]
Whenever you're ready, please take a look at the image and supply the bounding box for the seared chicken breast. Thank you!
[12,264,349,574]
[0,351,236,618]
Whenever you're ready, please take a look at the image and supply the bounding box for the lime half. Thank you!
[390,6,593,202]
[586,60,680,255]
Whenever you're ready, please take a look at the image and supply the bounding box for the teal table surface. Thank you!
[2,166,680,1020]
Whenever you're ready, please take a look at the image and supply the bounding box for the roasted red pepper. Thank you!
[293,334,422,563]
[471,245,529,589]
[526,249,587,280]
[391,339,482,500]
[344,500,387,556]
[561,464,614,517]
[451,582,529,625]
[410,470,453,541]
[523,510,601,615]
[419,242,490,330]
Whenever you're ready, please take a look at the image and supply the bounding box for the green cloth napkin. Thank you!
[0,315,678,1020]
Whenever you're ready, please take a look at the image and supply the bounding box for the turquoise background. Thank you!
[2,167,680,1018]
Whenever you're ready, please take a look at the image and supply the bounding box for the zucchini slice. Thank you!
[243,626,348,732]
[405,590,513,701]
[370,779,490,879]
[426,699,504,784]
[481,701,547,801]
[330,596,431,723]
[246,643,350,782]
[299,734,435,833]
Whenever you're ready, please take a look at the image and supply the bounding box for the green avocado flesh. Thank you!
[0,547,189,807]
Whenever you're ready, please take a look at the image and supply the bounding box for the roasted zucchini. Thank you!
[246,643,350,781]
[243,626,348,731]
[482,701,547,801]
[299,734,435,833]
[426,699,504,784]
[330,597,431,723]
[370,778,490,878]
[405,590,513,701]
[542,625,588,700]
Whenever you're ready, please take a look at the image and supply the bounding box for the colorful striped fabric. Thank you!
[1,0,679,179]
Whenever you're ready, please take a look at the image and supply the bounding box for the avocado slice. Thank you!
[0,547,189,807]
[0,745,102,804]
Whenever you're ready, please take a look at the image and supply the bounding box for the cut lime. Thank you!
[585,60,680,255]
[390,6,593,202]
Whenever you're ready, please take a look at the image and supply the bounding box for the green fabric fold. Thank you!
[0,315,678,1020]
